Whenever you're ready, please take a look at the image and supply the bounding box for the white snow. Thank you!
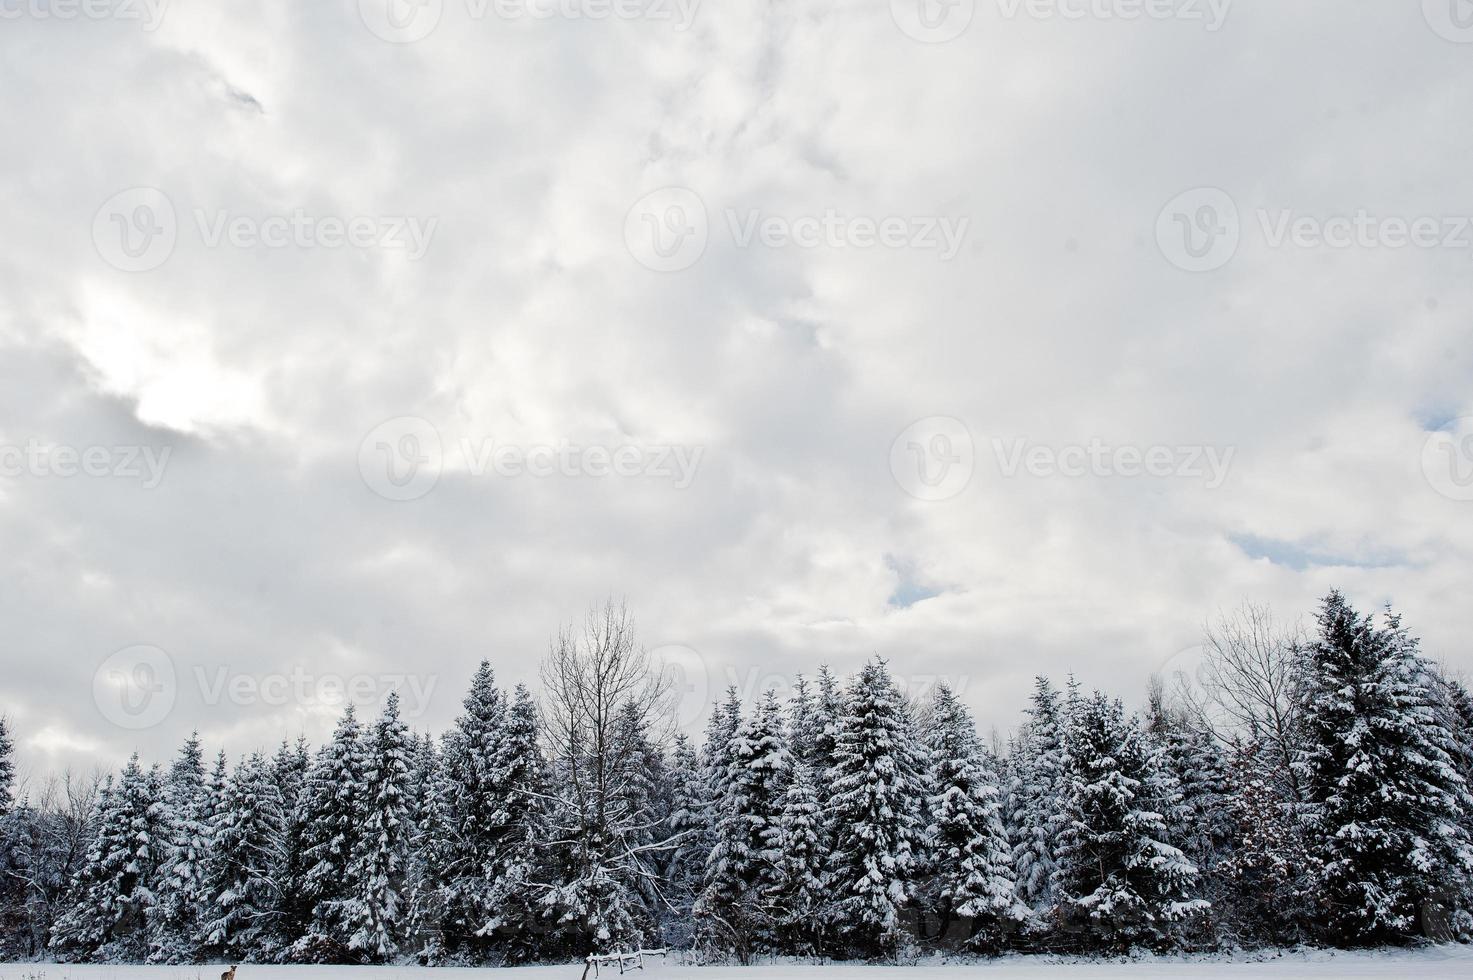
[2,948,1472,980]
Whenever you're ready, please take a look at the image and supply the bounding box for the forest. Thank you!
[0,591,1469,967]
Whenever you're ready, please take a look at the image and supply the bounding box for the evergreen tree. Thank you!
[348,693,413,962]
[772,756,825,955]
[434,661,509,957]
[402,732,445,962]
[202,753,286,960]
[147,733,212,963]
[1053,691,1206,951]
[824,659,929,957]
[296,705,367,959]
[0,717,13,817]
[1294,592,1473,944]
[663,732,707,931]
[272,735,314,957]
[482,684,549,961]
[696,690,790,955]
[50,756,168,961]
[1008,677,1066,914]
[923,684,1026,952]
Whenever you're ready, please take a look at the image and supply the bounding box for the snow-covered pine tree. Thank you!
[1007,676,1067,917]
[696,690,790,956]
[295,705,367,960]
[201,752,286,960]
[824,659,929,958]
[1052,691,1206,951]
[401,732,445,962]
[434,660,507,958]
[347,692,413,962]
[482,683,550,961]
[271,735,314,956]
[771,755,824,955]
[923,683,1027,952]
[49,755,168,961]
[146,733,212,963]
[1293,592,1473,944]
[1144,684,1233,943]
[663,731,707,934]
[0,717,13,817]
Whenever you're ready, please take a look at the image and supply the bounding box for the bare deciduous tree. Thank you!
[1170,601,1306,798]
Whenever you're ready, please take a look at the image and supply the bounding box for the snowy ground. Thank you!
[2,947,1471,980]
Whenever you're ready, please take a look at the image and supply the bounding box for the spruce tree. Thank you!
[824,659,929,957]
[50,756,168,961]
[202,753,286,960]
[1053,691,1206,951]
[272,735,314,955]
[924,684,1026,952]
[1294,592,1473,944]
[296,705,367,959]
[772,756,825,954]
[348,692,413,962]
[483,684,549,960]
[147,733,212,963]
[1008,677,1066,914]
[435,661,508,956]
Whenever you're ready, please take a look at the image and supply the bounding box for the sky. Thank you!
[2,1,1472,780]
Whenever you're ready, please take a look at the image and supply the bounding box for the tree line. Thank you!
[0,592,1470,966]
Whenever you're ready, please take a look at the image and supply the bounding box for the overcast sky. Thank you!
[2,1,1471,780]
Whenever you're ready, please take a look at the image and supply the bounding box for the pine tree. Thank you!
[272,735,314,957]
[348,693,413,962]
[696,690,790,955]
[434,661,509,957]
[296,705,367,959]
[0,717,13,818]
[402,732,445,962]
[1008,677,1067,915]
[50,755,168,961]
[772,756,825,955]
[202,753,286,960]
[664,732,707,933]
[1294,592,1473,944]
[147,733,212,963]
[482,684,549,961]
[923,684,1026,952]
[824,659,929,957]
[1053,691,1206,951]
